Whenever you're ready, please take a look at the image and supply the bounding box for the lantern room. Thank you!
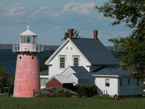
[19,26,37,44]
[12,26,44,53]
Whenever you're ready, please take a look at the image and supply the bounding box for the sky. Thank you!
[0,0,134,46]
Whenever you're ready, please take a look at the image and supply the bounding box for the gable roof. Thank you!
[45,37,120,66]
[70,38,119,65]
[91,67,131,77]
[70,66,94,79]
[45,75,74,84]
[45,38,91,65]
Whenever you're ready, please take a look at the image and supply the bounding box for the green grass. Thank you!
[0,95,145,109]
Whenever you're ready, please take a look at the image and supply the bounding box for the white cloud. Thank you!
[1,2,27,16]
[61,2,95,15]
[31,5,47,17]
[0,2,96,18]
[0,2,132,46]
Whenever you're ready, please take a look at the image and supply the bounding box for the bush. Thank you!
[74,84,97,97]
[36,91,72,98]
[37,92,53,97]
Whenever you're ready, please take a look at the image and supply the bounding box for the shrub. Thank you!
[36,91,72,98]
[74,84,97,97]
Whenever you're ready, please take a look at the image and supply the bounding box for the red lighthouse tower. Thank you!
[13,26,44,97]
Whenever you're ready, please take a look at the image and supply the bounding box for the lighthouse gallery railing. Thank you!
[12,44,44,52]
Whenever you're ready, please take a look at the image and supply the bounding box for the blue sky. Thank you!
[0,0,133,46]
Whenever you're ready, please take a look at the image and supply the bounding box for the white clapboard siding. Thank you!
[48,41,90,79]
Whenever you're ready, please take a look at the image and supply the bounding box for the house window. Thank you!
[40,78,48,86]
[59,56,66,68]
[120,79,122,87]
[74,58,79,66]
[128,79,130,85]
[66,47,68,50]
[72,56,80,66]
[105,79,109,87]
[71,47,73,50]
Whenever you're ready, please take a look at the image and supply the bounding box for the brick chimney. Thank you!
[93,30,98,39]
[68,29,74,38]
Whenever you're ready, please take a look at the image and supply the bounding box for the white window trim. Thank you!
[72,56,80,66]
[105,79,110,87]
[58,55,66,69]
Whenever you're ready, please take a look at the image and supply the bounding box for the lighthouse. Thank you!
[12,26,44,97]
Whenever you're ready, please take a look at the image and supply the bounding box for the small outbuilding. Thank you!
[45,75,74,89]
[45,66,95,90]
[61,66,95,86]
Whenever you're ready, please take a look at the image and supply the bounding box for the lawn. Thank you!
[0,95,145,109]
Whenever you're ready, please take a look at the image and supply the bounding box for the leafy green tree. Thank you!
[0,64,15,93]
[62,28,80,41]
[39,49,55,72]
[96,0,145,81]
[109,36,145,81]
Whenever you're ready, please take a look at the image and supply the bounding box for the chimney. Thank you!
[93,30,98,39]
[68,29,73,38]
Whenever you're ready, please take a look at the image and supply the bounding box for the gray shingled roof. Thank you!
[91,67,131,76]
[70,38,119,65]
[70,66,94,79]
[54,75,74,83]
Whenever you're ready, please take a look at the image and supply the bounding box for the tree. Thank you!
[109,35,145,81]
[39,49,55,72]
[61,28,80,41]
[0,64,15,93]
[96,0,145,81]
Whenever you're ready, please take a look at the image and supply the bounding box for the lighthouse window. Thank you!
[20,56,22,59]
[20,37,23,43]
[23,37,26,43]
[32,56,34,59]
[27,37,32,43]
[33,37,36,43]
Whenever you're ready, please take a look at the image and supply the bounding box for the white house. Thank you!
[44,29,143,97]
